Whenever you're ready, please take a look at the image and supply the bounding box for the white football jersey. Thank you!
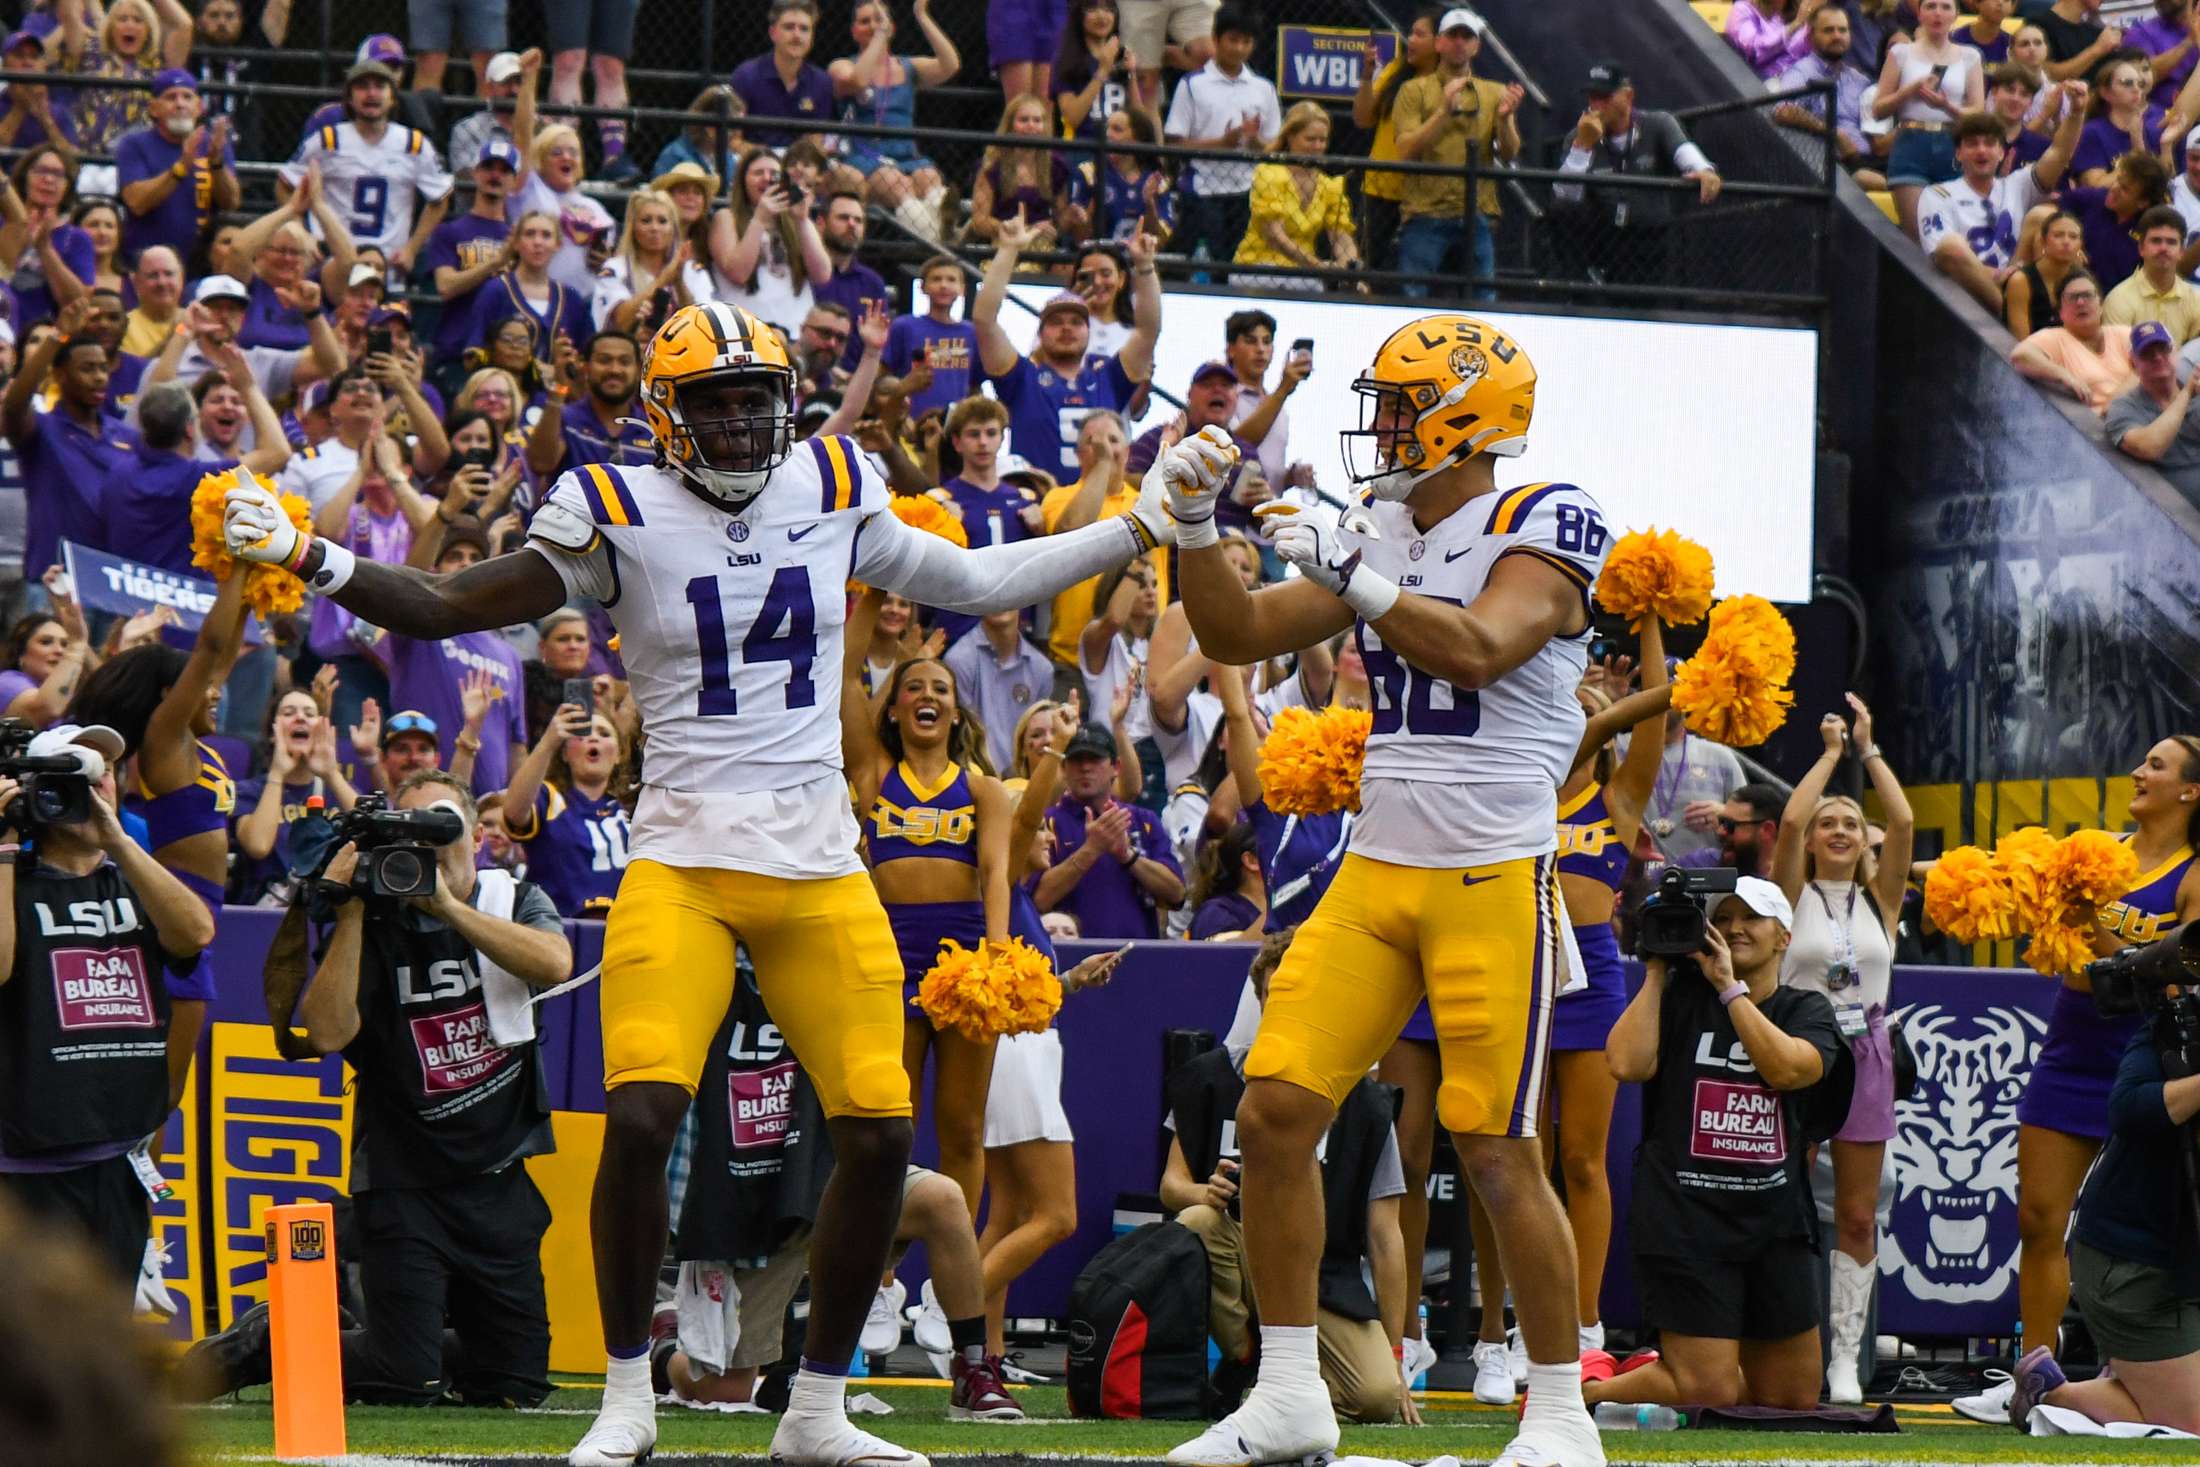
[279,121,454,259]
[1343,481,1611,868]
[531,436,889,877]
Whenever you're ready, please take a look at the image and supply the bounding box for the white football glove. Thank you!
[1154,425,1239,549]
[1255,499,1399,621]
[224,478,302,567]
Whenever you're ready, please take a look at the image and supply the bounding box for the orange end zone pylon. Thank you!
[263,1200,346,1459]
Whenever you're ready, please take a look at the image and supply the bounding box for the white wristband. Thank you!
[1174,510,1219,551]
[1340,564,1400,621]
[306,538,357,595]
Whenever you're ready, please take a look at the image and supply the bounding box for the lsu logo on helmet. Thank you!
[1343,314,1535,499]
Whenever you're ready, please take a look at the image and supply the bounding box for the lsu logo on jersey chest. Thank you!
[1557,821,1616,860]
[873,801,975,845]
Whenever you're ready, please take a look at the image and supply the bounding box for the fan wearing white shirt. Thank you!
[276,61,454,272]
[1916,86,2086,312]
[1163,5,1281,264]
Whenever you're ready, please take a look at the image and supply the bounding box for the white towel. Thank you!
[1553,883,1590,998]
[473,869,539,1048]
[675,1259,743,1374]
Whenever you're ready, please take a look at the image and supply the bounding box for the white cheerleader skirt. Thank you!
[984,1029,1074,1148]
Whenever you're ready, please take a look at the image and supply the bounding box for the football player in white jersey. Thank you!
[1159,314,1610,1467]
[219,301,1195,1467]
[276,59,454,271]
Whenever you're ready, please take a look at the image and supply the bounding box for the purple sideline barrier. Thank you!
[199,913,2058,1331]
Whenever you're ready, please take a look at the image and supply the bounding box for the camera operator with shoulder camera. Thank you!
[190,767,573,1406]
[1591,875,1847,1412]
[0,723,216,1284]
[2004,925,2200,1434]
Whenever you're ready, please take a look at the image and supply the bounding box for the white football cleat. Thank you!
[911,1277,952,1354]
[1473,1339,1516,1405]
[1401,1335,1438,1383]
[1494,1413,1606,1467]
[769,1410,931,1467]
[1165,1388,1339,1467]
[860,1278,907,1357]
[1952,1371,2016,1424]
[569,1407,656,1466]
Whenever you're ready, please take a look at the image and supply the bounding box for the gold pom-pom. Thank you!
[914,937,1063,1040]
[992,936,1064,1036]
[2024,920,2097,980]
[1670,595,1796,746]
[1256,705,1373,816]
[1594,528,1715,630]
[1993,827,2062,929]
[914,940,1008,1042]
[1923,846,2018,944]
[191,467,312,618]
[2050,828,2140,909]
[891,492,968,547]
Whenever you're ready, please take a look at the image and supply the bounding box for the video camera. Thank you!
[313,793,465,900]
[0,718,93,829]
[1636,865,1739,959]
[2088,922,2200,1080]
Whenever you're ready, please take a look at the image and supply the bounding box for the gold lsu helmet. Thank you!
[641,301,798,511]
[1341,314,1535,500]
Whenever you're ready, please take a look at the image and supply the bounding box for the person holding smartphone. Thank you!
[1874,0,1985,240]
[501,696,632,918]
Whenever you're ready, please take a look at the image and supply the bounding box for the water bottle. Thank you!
[1593,1402,1680,1431]
[849,1347,870,1379]
[1412,1303,1430,1390]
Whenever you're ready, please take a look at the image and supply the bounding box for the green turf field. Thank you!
[182,1377,2199,1463]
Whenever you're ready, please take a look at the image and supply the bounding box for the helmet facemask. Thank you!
[653,367,795,512]
[1341,370,1528,502]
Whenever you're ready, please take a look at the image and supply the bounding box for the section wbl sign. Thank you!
[1276,26,1393,100]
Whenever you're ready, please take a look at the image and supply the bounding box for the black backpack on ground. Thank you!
[1065,1220,1210,1419]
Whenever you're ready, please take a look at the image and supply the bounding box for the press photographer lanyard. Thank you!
[1603,125,1637,229]
[1813,881,1869,1036]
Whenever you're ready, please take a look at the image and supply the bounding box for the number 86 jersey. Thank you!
[528,438,889,879]
[1345,481,1611,868]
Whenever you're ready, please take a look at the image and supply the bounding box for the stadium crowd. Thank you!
[0,0,2185,1459]
[1735,0,2200,499]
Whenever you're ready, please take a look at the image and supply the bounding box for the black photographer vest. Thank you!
[1166,1047,1394,1321]
[0,861,175,1155]
[676,967,834,1263]
[343,891,553,1191]
[1577,109,1691,229]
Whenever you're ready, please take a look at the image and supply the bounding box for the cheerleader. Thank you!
[1384,636,1673,1403]
[1770,693,1914,1405]
[1957,735,2200,1422]
[842,589,1012,1220]
[969,702,1127,1369]
[500,699,634,918]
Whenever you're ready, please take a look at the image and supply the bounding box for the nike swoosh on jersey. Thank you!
[1445,548,1473,562]
[788,524,818,541]
[1461,872,1502,887]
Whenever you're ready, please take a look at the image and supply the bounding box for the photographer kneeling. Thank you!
[1589,877,1846,1411]
[187,769,573,1406]
[2007,932,2200,1434]
[0,724,215,1284]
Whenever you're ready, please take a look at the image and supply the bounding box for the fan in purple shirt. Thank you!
[6,144,95,327]
[1127,362,1263,537]
[2126,1,2200,109]
[972,216,1160,481]
[103,361,289,569]
[523,330,650,481]
[813,192,890,370]
[114,71,241,265]
[883,257,980,418]
[729,5,838,149]
[0,29,78,153]
[382,524,529,798]
[1034,723,1184,939]
[425,136,520,364]
[1,304,134,577]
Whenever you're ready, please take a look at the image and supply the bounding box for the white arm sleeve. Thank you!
[856,507,1150,615]
[1674,140,1713,174]
[1554,145,1592,203]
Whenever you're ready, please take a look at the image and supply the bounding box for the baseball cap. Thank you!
[1585,59,1632,96]
[368,303,411,329]
[151,67,197,96]
[1063,721,1118,761]
[348,261,386,289]
[383,710,439,747]
[347,59,400,87]
[190,274,250,305]
[483,51,523,85]
[1190,359,1238,387]
[2133,320,2175,355]
[477,136,523,173]
[1719,875,1795,931]
[1039,290,1091,321]
[27,723,125,777]
[3,29,43,55]
[1438,7,1485,35]
[437,515,493,561]
[357,33,406,67]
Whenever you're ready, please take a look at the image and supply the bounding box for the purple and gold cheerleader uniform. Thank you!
[867,759,987,1001]
[2017,841,2191,1138]
[126,739,235,1002]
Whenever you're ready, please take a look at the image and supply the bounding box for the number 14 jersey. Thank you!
[529,436,889,879]
[1343,481,1610,869]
